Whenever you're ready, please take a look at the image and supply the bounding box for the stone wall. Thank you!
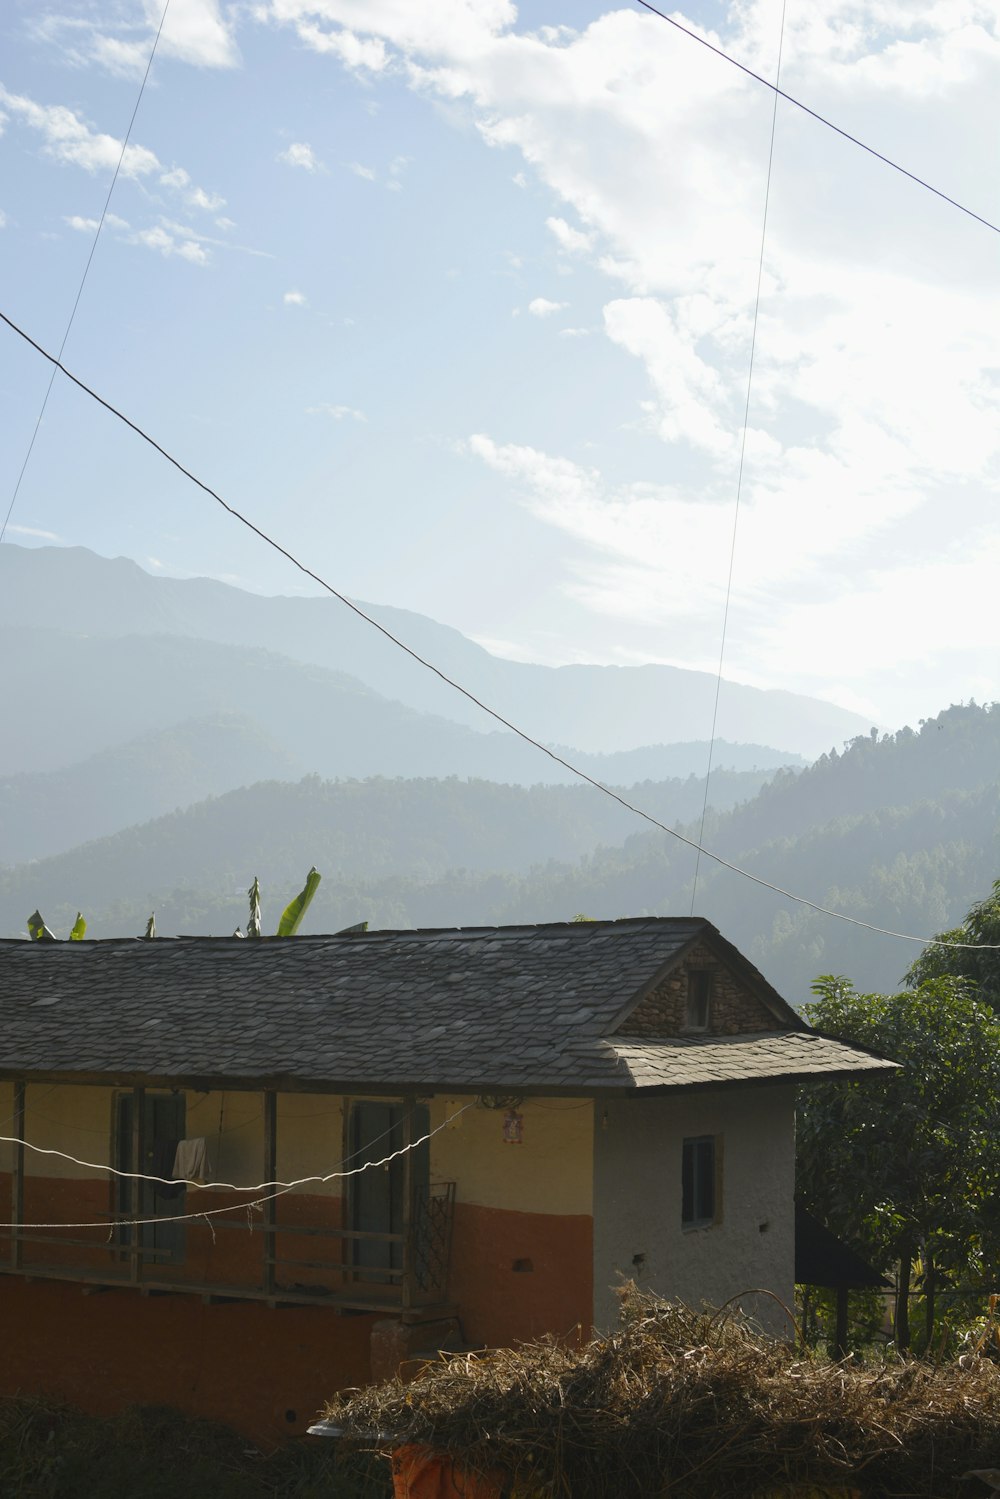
[620,941,779,1037]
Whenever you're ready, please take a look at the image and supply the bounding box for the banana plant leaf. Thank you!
[27,910,57,942]
[247,877,262,939]
[277,867,322,937]
[69,913,87,941]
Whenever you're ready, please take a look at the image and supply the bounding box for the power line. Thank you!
[0,0,172,547]
[0,1104,471,1232]
[692,0,787,914]
[0,307,996,954]
[633,0,1000,239]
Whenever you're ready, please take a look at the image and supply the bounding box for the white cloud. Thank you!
[527,296,566,317]
[0,83,159,177]
[558,327,589,337]
[287,20,388,70]
[306,403,367,421]
[44,0,240,74]
[0,84,224,225]
[0,209,6,229]
[155,0,241,69]
[278,140,323,171]
[133,224,209,263]
[66,211,130,234]
[464,429,933,694]
[349,161,376,181]
[5,523,61,541]
[284,289,308,305]
[546,216,593,254]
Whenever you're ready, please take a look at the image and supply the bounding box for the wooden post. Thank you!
[129,1086,145,1284]
[11,1081,25,1270]
[401,1097,418,1311]
[263,1091,277,1299]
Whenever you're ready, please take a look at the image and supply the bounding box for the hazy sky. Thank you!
[1,0,998,733]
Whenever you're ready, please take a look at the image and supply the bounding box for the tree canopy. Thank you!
[797,968,1000,1350]
[904,879,1000,1009]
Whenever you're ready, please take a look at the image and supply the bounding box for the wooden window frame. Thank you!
[684,970,713,1033]
[681,1134,722,1230]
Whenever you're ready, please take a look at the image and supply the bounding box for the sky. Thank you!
[1,0,998,733]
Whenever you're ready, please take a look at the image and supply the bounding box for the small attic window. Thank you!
[685,971,712,1032]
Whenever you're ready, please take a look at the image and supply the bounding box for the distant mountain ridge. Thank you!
[0,691,800,865]
[3,701,993,1002]
[0,543,871,757]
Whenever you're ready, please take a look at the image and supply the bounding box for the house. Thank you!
[0,917,894,1440]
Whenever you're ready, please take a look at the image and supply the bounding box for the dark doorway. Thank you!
[115,1091,186,1264]
[349,1101,429,1282]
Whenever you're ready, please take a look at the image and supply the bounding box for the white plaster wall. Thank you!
[592,1086,796,1338]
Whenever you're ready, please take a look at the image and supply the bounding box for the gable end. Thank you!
[615,940,786,1038]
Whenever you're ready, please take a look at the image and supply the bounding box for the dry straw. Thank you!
[324,1288,1000,1497]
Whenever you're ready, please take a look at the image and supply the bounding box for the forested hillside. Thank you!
[0,764,776,913]
[4,703,997,1003]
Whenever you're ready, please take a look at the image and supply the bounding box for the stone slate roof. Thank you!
[0,918,895,1094]
[612,1033,892,1089]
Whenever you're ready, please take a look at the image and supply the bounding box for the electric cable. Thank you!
[0,309,996,953]
[0,1102,472,1232]
[0,0,172,546]
[691,0,787,914]
[633,0,1000,238]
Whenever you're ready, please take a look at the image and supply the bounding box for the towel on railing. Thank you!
[172,1137,211,1184]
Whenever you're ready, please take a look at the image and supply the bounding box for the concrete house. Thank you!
[0,917,893,1439]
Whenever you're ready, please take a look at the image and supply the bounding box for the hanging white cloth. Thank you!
[172,1137,211,1184]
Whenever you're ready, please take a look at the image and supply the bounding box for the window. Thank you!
[685,970,712,1031]
[682,1135,719,1228]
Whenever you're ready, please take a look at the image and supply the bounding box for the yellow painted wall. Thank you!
[3,1085,594,1218]
[0,1081,13,1172]
[430,1095,593,1216]
[276,1093,345,1198]
[21,1084,112,1178]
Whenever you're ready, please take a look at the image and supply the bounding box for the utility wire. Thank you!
[633,0,1000,239]
[0,1104,471,1232]
[0,0,171,547]
[0,308,996,954]
[691,0,786,913]
[0,1105,469,1198]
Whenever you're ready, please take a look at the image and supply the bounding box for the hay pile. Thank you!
[324,1291,1000,1497]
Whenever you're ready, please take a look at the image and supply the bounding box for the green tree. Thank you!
[797,973,1000,1351]
[904,879,1000,1009]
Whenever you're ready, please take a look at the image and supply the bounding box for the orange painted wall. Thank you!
[0,1275,376,1442]
[448,1201,592,1350]
[0,1174,592,1439]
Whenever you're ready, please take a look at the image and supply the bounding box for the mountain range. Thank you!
[0,543,869,764]
[3,543,994,1006]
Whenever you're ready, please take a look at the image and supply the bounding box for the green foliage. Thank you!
[68,913,86,941]
[798,970,1000,1349]
[277,867,322,937]
[905,879,1000,1009]
[247,876,262,939]
[26,911,56,942]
